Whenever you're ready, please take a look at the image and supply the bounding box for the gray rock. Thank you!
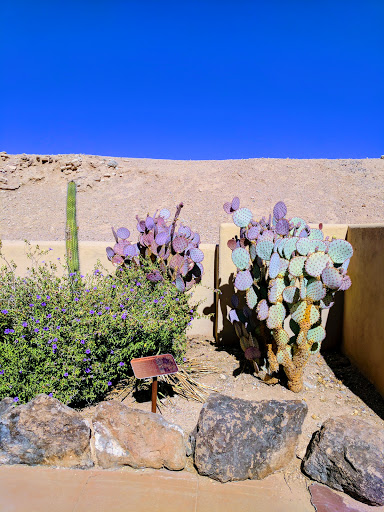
[92,401,187,470]
[106,159,118,168]
[302,416,384,506]
[193,394,307,482]
[0,398,14,416]
[0,394,93,468]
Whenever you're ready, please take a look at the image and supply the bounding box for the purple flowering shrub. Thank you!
[0,245,196,406]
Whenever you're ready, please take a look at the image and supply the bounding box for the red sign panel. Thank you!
[130,354,179,379]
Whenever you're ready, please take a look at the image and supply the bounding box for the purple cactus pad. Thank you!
[189,248,204,263]
[106,247,115,259]
[275,219,289,236]
[116,227,130,240]
[231,197,240,211]
[145,216,155,230]
[223,202,232,214]
[273,201,287,221]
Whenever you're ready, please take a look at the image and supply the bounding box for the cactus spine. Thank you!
[65,181,79,274]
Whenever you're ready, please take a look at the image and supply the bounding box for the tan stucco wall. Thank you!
[0,241,217,338]
[343,224,384,397]
[217,223,348,345]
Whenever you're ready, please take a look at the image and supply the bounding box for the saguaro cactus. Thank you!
[65,181,80,274]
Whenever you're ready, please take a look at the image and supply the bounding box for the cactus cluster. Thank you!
[106,203,204,292]
[224,198,353,392]
[65,181,80,275]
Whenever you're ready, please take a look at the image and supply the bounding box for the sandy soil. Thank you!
[1,152,383,243]
[2,152,384,508]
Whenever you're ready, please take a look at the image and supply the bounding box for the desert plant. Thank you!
[65,180,79,275]
[0,243,195,406]
[106,203,204,292]
[223,198,353,392]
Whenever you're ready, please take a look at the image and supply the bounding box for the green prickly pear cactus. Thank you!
[65,181,80,275]
[224,198,353,392]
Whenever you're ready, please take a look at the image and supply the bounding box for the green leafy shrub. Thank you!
[0,244,197,407]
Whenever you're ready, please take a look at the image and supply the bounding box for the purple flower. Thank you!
[46,296,50,300]
[110,350,114,354]
[53,337,58,342]
[0,370,4,375]
[121,314,127,320]
[85,348,91,354]
[89,310,95,314]
[13,397,19,402]
[112,314,117,318]
[36,295,41,299]
[19,370,22,373]
[93,287,97,290]
[130,288,134,292]
[1,309,8,314]
[29,304,34,307]
[56,326,60,330]
[64,372,68,377]
[170,318,174,321]
[112,285,116,289]
[85,368,91,373]
[62,308,66,313]
[97,311,102,316]
[48,393,53,397]
[22,322,28,327]
[74,297,79,301]
[46,314,52,319]
[35,319,40,323]
[153,299,158,304]
[105,306,110,311]
[41,302,46,306]
[52,344,57,350]
[108,381,112,386]
[85,289,90,293]
[34,328,39,333]
[80,339,85,344]
[119,362,124,367]
[43,327,49,331]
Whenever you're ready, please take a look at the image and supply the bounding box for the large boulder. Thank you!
[302,416,384,506]
[192,394,307,483]
[91,401,187,470]
[0,394,93,468]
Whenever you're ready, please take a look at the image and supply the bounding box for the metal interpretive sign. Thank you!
[130,354,179,413]
[130,354,179,379]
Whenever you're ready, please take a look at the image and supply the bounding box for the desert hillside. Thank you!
[1,152,383,243]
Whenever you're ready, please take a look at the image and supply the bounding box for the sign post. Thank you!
[130,354,179,413]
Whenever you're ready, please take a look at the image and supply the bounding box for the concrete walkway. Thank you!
[0,465,315,512]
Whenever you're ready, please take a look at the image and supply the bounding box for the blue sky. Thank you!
[1,1,383,159]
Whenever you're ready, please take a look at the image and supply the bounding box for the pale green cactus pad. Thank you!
[307,325,326,344]
[232,247,250,270]
[308,228,324,240]
[246,286,258,309]
[273,328,290,347]
[296,237,312,256]
[283,237,299,260]
[289,255,307,277]
[306,279,326,301]
[305,252,332,277]
[256,240,274,261]
[233,207,253,227]
[268,277,285,304]
[283,285,300,303]
[266,303,286,329]
[328,239,353,264]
